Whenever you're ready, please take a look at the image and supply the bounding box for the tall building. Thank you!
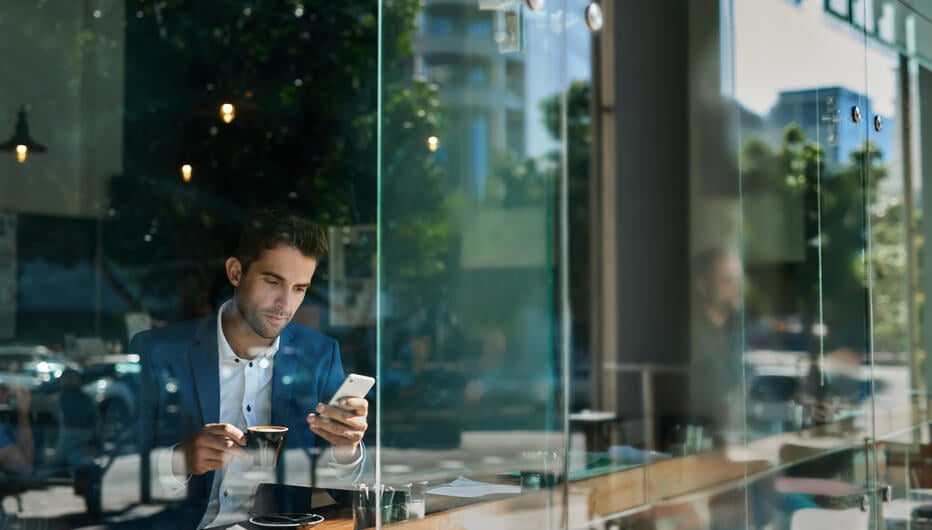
[769,86,893,168]
[414,1,527,199]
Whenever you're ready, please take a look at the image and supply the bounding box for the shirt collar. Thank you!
[217,300,281,364]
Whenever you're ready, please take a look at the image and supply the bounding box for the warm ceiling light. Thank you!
[181,164,193,182]
[220,103,235,123]
[0,108,47,163]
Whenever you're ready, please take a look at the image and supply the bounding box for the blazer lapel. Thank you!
[189,315,220,425]
[271,325,297,427]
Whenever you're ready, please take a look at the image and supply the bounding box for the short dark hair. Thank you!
[235,208,328,271]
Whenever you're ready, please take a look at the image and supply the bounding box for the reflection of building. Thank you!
[415,1,527,198]
[328,225,377,327]
[769,86,892,167]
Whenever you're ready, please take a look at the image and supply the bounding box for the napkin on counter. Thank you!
[427,476,521,498]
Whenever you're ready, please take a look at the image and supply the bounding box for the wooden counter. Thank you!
[224,403,924,529]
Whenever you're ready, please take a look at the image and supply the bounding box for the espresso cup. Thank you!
[245,425,288,467]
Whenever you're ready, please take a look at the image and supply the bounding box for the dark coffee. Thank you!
[246,426,288,467]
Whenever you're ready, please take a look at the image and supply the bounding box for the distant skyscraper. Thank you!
[769,86,893,168]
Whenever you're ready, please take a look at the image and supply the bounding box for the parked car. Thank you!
[0,345,81,432]
[77,354,141,451]
[747,362,871,435]
[0,345,139,456]
[746,368,805,433]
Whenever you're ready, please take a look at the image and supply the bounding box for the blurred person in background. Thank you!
[54,369,101,471]
[0,384,33,477]
[688,248,744,447]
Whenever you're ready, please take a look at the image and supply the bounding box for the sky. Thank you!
[732,0,898,117]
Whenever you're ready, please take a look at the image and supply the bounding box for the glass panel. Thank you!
[865,0,915,438]
[730,0,874,449]
[377,0,568,526]
[869,2,932,525]
[880,427,931,530]
[2,1,384,528]
[737,0,874,440]
[649,0,878,516]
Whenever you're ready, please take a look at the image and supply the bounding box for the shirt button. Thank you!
[247,404,252,412]
[223,490,229,497]
[249,361,254,367]
[234,359,240,363]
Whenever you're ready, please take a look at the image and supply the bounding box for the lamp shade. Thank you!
[0,108,47,156]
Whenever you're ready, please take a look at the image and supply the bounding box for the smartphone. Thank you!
[328,373,375,407]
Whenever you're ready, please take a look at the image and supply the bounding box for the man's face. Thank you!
[709,254,742,312]
[230,244,318,340]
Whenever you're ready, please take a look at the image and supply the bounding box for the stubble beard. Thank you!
[241,303,291,340]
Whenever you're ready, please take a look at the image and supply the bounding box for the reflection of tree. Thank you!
[100,0,448,321]
[377,0,453,325]
[870,197,910,354]
[742,125,903,356]
[485,151,553,206]
[540,81,591,324]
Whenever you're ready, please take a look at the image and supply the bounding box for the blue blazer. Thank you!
[132,310,350,516]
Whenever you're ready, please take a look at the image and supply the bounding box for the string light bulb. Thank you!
[220,103,235,124]
[181,164,193,182]
[15,145,27,163]
[427,136,439,152]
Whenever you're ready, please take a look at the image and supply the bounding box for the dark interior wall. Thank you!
[613,1,690,367]
[604,1,694,442]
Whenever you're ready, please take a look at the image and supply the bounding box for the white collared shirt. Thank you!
[199,300,279,528]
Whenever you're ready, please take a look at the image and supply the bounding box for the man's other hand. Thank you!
[306,397,369,462]
[176,423,247,475]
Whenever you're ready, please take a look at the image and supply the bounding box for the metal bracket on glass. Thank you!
[880,485,893,502]
[480,1,525,54]
[585,2,603,32]
[852,485,892,512]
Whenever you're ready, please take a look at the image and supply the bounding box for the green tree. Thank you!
[742,125,895,359]
[539,80,591,325]
[102,0,449,321]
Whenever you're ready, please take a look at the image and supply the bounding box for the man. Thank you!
[687,248,743,446]
[133,208,369,529]
[0,384,33,477]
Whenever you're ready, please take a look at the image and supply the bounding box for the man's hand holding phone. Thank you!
[306,374,373,463]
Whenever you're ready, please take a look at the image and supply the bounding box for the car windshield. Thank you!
[749,374,798,401]
[0,353,35,374]
[0,351,76,381]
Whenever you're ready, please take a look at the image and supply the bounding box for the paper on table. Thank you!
[427,475,522,498]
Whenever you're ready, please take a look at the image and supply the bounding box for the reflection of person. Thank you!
[0,384,33,477]
[688,248,743,445]
[54,369,101,470]
[134,208,369,529]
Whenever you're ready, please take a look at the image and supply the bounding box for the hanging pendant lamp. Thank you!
[0,107,47,163]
